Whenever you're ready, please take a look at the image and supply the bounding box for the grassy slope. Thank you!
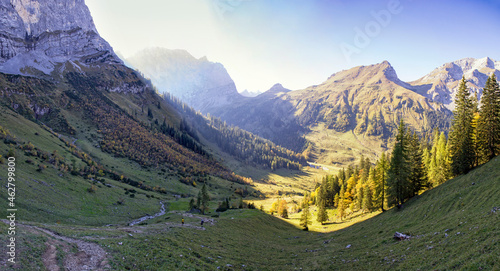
[2,154,497,270]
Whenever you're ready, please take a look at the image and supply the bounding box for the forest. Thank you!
[162,93,308,171]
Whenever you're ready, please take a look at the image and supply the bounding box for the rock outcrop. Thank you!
[410,57,500,110]
[0,0,121,76]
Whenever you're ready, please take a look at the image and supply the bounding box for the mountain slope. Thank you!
[0,0,278,226]
[127,47,243,113]
[4,149,498,270]
[209,61,452,165]
[410,57,500,110]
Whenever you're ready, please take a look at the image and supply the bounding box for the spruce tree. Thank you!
[362,184,373,213]
[408,132,427,196]
[477,74,500,162]
[200,183,210,214]
[316,198,329,225]
[387,119,410,208]
[375,152,389,211]
[449,76,476,175]
[300,206,312,230]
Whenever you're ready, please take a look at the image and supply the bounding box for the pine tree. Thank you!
[449,76,476,175]
[477,74,500,162]
[387,119,410,208]
[300,206,312,230]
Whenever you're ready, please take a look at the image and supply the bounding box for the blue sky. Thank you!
[85,0,500,93]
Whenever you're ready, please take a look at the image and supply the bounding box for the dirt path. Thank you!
[28,225,110,271]
[128,201,166,226]
[1,220,110,271]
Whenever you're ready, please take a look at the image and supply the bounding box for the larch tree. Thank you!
[337,184,347,220]
[449,76,476,175]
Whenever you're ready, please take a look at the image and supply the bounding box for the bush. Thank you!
[87,185,97,193]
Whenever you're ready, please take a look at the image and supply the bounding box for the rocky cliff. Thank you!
[126,47,243,113]
[0,0,121,76]
[410,57,500,110]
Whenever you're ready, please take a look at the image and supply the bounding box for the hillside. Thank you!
[2,151,498,270]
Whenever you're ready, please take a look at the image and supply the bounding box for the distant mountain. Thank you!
[240,89,263,97]
[410,57,500,110]
[126,47,243,112]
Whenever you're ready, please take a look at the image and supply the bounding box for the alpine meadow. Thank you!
[0,0,498,270]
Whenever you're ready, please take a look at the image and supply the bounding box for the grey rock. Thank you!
[0,0,121,76]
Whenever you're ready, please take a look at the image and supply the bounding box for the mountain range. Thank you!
[128,47,499,165]
[0,1,498,270]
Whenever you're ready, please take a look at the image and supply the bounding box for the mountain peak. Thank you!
[411,57,500,110]
[269,83,285,91]
[325,60,404,87]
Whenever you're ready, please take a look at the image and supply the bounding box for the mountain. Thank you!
[410,57,500,110]
[126,47,243,112]
[208,61,451,165]
[0,0,121,77]
[0,0,301,228]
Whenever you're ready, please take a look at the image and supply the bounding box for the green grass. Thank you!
[2,155,497,270]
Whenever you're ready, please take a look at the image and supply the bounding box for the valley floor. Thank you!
[2,155,499,270]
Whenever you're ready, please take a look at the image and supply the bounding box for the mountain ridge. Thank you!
[410,57,500,110]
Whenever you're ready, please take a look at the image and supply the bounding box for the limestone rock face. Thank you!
[410,57,500,110]
[127,47,242,113]
[0,0,121,75]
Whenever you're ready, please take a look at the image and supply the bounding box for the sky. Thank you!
[85,0,500,94]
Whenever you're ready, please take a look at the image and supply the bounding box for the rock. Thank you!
[0,0,122,76]
[346,244,351,248]
[393,232,411,240]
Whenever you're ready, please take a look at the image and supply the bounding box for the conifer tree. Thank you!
[362,184,373,213]
[375,152,389,211]
[316,198,329,225]
[477,74,500,162]
[449,76,476,175]
[337,184,347,220]
[407,132,427,196]
[387,119,410,207]
[200,183,210,214]
[300,206,312,230]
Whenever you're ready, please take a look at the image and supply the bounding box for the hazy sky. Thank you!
[85,0,500,93]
